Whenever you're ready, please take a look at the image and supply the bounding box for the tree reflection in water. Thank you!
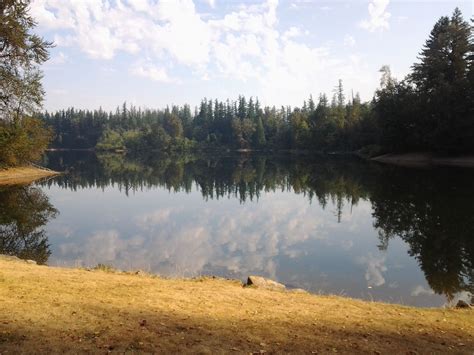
[371,168,474,301]
[41,151,474,299]
[0,185,58,264]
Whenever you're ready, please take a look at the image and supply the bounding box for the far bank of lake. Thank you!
[372,153,474,168]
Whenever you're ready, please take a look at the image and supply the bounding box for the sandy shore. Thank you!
[0,166,60,186]
[0,256,472,353]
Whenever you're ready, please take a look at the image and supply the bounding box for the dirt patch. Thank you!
[0,258,472,353]
[0,166,60,186]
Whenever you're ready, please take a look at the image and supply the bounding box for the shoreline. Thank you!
[0,166,61,186]
[0,256,472,353]
[46,147,474,169]
[371,153,474,168]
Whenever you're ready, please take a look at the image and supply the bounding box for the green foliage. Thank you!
[372,8,474,154]
[0,117,52,167]
[96,129,125,151]
[255,116,266,148]
[163,110,183,139]
[0,0,52,166]
[93,263,116,272]
[0,0,52,121]
[290,110,310,149]
[143,125,172,151]
[374,80,422,151]
[41,89,372,153]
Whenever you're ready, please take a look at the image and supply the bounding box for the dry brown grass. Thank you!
[0,257,473,354]
[0,167,59,186]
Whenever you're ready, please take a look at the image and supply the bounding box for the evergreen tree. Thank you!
[0,0,52,121]
[0,0,53,166]
[255,116,266,148]
[411,8,473,152]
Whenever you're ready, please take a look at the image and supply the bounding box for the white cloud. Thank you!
[282,26,302,41]
[127,0,151,12]
[340,240,354,251]
[357,253,387,287]
[411,285,435,297]
[206,0,216,8]
[359,0,391,32]
[130,61,177,83]
[31,0,378,104]
[136,208,175,228]
[344,35,356,47]
[48,51,68,65]
[54,195,328,281]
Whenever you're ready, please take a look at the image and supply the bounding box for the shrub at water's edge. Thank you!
[0,118,53,167]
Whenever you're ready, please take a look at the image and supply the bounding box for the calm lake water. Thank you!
[1,151,473,307]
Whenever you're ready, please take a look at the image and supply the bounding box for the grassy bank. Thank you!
[0,257,472,353]
[0,166,60,186]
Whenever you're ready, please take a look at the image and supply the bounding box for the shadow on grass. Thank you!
[1,300,472,354]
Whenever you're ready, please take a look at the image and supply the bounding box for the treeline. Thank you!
[39,8,473,155]
[40,85,374,153]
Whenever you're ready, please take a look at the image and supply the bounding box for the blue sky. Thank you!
[31,0,473,111]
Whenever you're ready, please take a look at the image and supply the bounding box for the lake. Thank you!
[1,151,473,307]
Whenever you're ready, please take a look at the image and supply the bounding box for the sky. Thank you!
[30,0,473,112]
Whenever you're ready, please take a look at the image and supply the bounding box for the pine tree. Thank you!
[255,116,266,147]
[0,0,53,122]
[308,95,315,113]
[0,0,53,166]
[248,97,256,121]
[411,8,473,152]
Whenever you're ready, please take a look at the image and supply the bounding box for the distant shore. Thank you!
[46,148,95,152]
[0,256,472,353]
[44,148,474,169]
[372,153,474,168]
[0,166,60,186]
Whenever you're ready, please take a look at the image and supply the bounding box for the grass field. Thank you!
[0,257,473,353]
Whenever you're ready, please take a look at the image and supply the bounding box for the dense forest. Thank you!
[39,8,474,156]
[40,84,374,153]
